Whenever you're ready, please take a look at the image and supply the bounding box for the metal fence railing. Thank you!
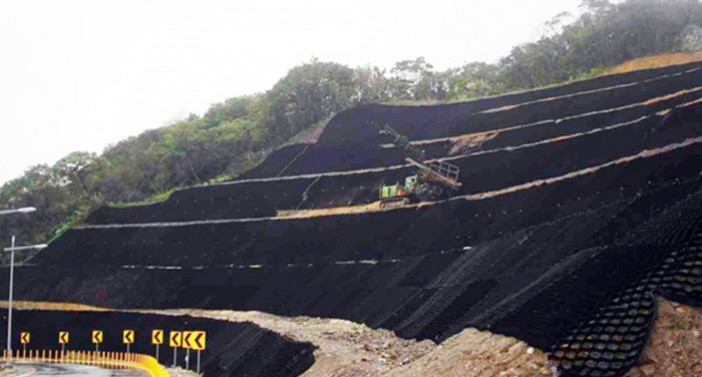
[2,349,170,377]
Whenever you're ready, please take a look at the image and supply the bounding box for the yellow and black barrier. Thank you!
[1,349,170,377]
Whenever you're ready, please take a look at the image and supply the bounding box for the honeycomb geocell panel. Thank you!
[19,62,702,377]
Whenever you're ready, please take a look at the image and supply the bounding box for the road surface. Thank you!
[1,362,146,377]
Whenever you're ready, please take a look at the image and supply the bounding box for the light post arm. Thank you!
[0,208,36,216]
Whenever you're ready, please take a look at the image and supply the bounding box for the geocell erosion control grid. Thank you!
[10,61,702,377]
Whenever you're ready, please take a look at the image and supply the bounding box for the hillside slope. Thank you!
[12,60,702,377]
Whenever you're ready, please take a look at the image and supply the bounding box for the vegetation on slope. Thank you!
[1,0,702,247]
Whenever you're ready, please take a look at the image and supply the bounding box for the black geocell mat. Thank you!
[1,310,315,377]
[10,176,702,377]
[315,62,702,146]
[19,66,702,377]
[40,119,702,269]
[85,68,702,225]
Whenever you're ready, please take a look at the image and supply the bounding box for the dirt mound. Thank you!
[381,328,554,377]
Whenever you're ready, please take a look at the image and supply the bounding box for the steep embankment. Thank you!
[85,63,702,224]
[17,60,702,377]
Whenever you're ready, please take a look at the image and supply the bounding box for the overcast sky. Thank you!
[0,0,583,185]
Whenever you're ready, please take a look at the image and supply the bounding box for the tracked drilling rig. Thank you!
[376,123,462,208]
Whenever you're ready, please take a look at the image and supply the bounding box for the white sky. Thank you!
[0,0,582,185]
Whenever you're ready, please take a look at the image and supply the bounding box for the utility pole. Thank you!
[6,236,14,357]
[0,207,38,358]
[4,240,47,356]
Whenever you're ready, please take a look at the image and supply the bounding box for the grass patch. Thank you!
[109,189,175,208]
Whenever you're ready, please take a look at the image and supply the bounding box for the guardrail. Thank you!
[1,349,170,377]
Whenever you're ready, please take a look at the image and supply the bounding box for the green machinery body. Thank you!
[379,175,419,204]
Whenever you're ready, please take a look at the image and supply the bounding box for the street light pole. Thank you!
[0,206,38,358]
[3,240,46,357]
[6,236,13,357]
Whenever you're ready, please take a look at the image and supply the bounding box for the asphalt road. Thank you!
[1,362,146,377]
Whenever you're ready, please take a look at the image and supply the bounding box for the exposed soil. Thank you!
[179,309,434,377]
[626,299,702,377]
[381,328,555,377]
[603,50,702,76]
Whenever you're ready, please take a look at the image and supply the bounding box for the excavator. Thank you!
[375,123,462,209]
